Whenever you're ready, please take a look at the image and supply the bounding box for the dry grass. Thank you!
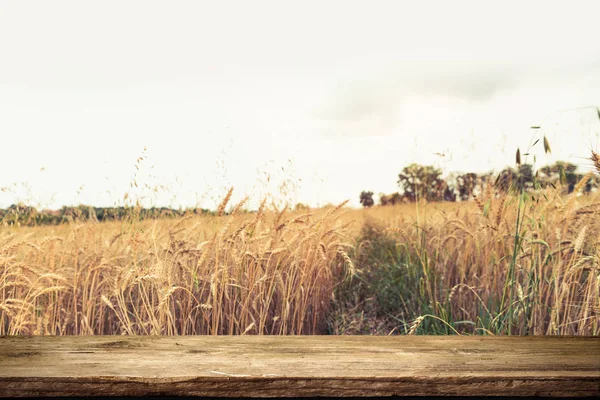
[1,177,599,336]
[0,195,354,335]
[334,186,600,335]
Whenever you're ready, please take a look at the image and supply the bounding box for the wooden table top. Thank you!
[0,335,598,397]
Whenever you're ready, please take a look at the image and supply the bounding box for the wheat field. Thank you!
[1,181,599,336]
[0,193,356,335]
[335,187,600,336]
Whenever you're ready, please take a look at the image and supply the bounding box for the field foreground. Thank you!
[1,189,599,336]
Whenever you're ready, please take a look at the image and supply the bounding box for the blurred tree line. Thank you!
[0,204,215,227]
[361,161,599,207]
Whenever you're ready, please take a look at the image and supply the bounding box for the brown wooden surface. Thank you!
[0,336,598,397]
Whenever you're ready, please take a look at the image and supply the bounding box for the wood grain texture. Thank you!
[0,336,598,397]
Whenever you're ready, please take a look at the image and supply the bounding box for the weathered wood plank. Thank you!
[0,336,598,397]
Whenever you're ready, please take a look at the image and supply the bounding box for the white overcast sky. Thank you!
[1,1,599,210]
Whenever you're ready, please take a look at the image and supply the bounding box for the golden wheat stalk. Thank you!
[408,316,425,335]
[592,151,600,174]
[216,187,234,217]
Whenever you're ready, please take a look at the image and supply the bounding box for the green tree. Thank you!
[379,192,403,206]
[397,164,448,202]
[516,164,535,191]
[359,191,374,208]
[494,164,535,193]
[294,203,309,211]
[538,161,579,193]
[455,172,478,201]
